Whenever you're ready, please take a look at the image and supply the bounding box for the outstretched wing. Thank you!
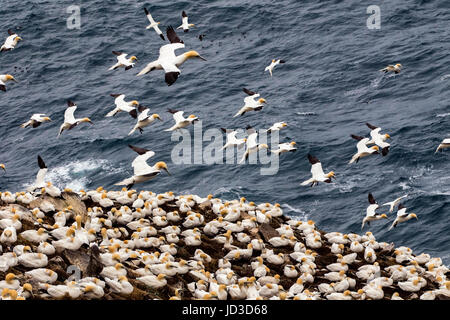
[243,88,257,96]
[132,152,156,176]
[64,105,77,123]
[307,154,320,165]
[144,7,156,24]
[351,134,365,141]
[128,144,151,155]
[166,26,183,44]
[366,122,379,130]
[368,193,377,205]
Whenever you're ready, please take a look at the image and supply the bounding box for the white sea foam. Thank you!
[436,113,450,118]
[282,203,308,220]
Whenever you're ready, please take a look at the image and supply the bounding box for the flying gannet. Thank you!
[266,122,287,133]
[366,123,391,156]
[233,88,267,117]
[20,114,51,128]
[361,193,387,230]
[239,126,268,164]
[108,51,137,71]
[137,26,206,86]
[381,195,408,213]
[164,108,198,131]
[300,154,335,187]
[349,134,379,164]
[220,128,246,150]
[144,7,165,40]
[388,204,418,230]
[0,74,17,92]
[0,30,22,52]
[177,11,194,32]
[115,145,170,190]
[58,100,93,137]
[0,164,5,172]
[271,142,297,154]
[380,63,402,74]
[435,138,450,153]
[128,107,162,135]
[27,155,48,192]
[106,94,140,118]
[265,59,286,76]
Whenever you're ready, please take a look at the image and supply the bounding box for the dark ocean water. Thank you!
[0,0,449,264]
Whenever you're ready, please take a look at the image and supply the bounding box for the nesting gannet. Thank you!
[366,123,391,156]
[388,204,418,230]
[265,59,286,76]
[177,11,194,32]
[220,128,246,150]
[233,88,267,117]
[271,141,297,154]
[361,193,387,230]
[115,145,170,189]
[27,155,48,192]
[380,63,402,74]
[164,108,198,131]
[435,138,450,153]
[58,100,93,137]
[106,94,141,118]
[137,26,206,86]
[128,107,162,135]
[348,134,379,164]
[381,195,408,213]
[0,74,17,92]
[144,7,164,40]
[108,51,137,71]
[239,126,269,164]
[0,30,22,51]
[300,154,335,187]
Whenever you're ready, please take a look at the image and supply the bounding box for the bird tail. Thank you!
[128,126,137,136]
[300,178,314,186]
[349,154,359,164]
[115,177,135,187]
[435,145,442,153]
[388,220,397,231]
[105,108,119,117]
[233,110,243,118]
[108,64,118,71]
[20,121,30,128]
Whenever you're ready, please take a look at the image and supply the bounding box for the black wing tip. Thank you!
[351,134,363,141]
[398,203,405,210]
[144,7,149,14]
[67,100,76,107]
[167,108,179,114]
[160,34,165,41]
[182,11,187,17]
[128,144,149,155]
[279,60,286,63]
[366,122,378,130]
[245,125,253,130]
[368,193,376,204]
[112,51,122,55]
[37,155,47,169]
[307,153,319,164]
[0,85,6,92]
[129,109,138,119]
[110,93,121,97]
[137,105,147,113]
[7,29,15,35]
[165,72,180,86]
[220,128,227,133]
[382,146,390,156]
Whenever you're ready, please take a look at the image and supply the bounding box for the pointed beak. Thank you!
[198,55,207,61]
[164,168,171,175]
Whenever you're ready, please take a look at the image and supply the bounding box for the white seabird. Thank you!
[144,7,165,40]
[27,155,48,192]
[366,123,391,156]
[233,88,267,117]
[361,193,387,230]
[266,122,287,133]
[137,26,206,86]
[220,128,246,150]
[271,142,297,154]
[58,100,93,137]
[177,11,194,32]
[115,145,170,189]
[128,107,162,135]
[164,108,198,131]
[239,126,268,164]
[0,29,22,52]
[300,154,335,187]
[380,63,402,74]
[388,204,418,230]
[435,138,450,153]
[108,51,137,71]
[381,195,408,213]
[348,134,379,164]
[20,114,51,128]
[105,94,140,118]
[0,74,17,92]
[265,59,286,76]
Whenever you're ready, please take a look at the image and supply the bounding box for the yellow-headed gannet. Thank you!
[361,193,387,230]
[265,59,285,76]
[220,128,246,150]
[144,7,165,40]
[266,122,287,133]
[115,145,170,189]
[0,74,17,92]
[177,11,194,32]
[349,134,379,164]
[20,114,51,128]
[435,138,450,153]
[0,163,4,172]
[58,100,93,137]
[300,154,335,187]
[137,26,206,86]
[271,142,297,154]
[164,108,198,131]
[366,123,391,156]
[381,195,408,213]
[0,30,22,51]
[106,94,140,117]
[239,126,268,164]
[388,204,418,230]
[128,107,162,135]
[380,63,402,74]
[233,88,267,117]
[108,51,137,71]
[27,155,48,192]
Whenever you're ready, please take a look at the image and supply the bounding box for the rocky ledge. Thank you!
[0,188,448,300]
